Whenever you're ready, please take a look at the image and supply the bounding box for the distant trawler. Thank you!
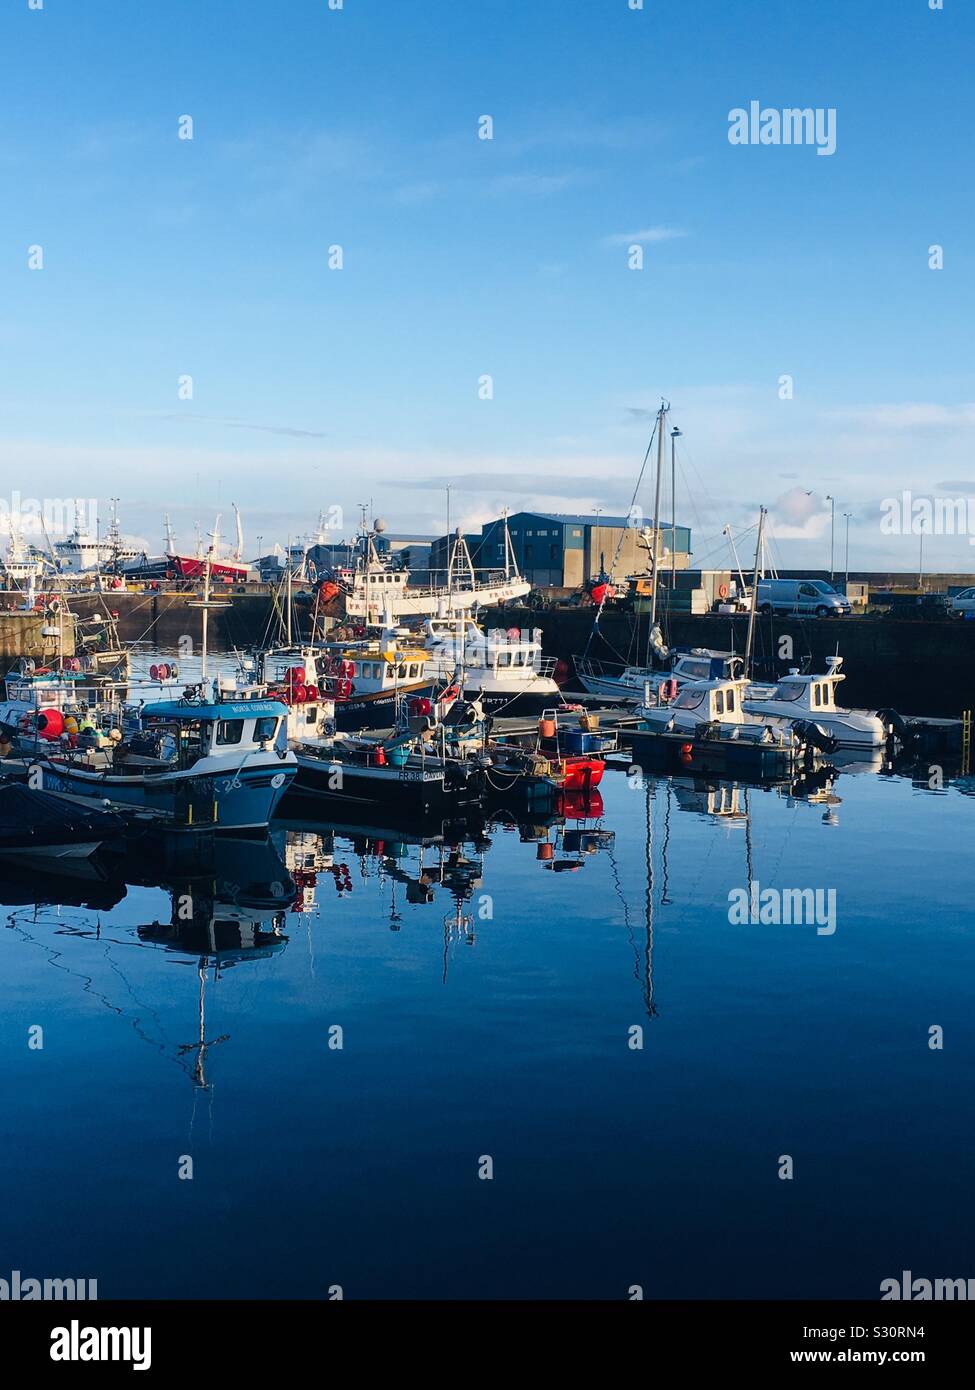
[333,518,530,624]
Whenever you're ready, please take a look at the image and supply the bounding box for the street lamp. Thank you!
[842,513,852,592]
[825,495,835,580]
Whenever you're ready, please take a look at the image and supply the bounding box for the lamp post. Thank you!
[825,495,835,580]
[842,513,851,592]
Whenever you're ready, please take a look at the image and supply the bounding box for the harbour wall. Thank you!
[0,611,75,660]
[483,608,975,718]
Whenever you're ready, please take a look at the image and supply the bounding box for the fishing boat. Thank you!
[743,656,888,749]
[576,646,743,702]
[165,509,250,583]
[287,720,485,818]
[330,516,530,624]
[35,695,297,833]
[485,706,618,804]
[420,613,560,713]
[0,525,46,589]
[628,672,818,777]
[249,636,435,732]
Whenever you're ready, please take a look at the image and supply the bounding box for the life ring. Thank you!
[718,583,729,600]
[336,678,352,699]
[660,678,679,701]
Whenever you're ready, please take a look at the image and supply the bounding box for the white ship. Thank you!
[54,502,140,575]
[334,518,530,624]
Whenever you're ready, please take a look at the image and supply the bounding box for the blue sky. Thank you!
[1,0,972,571]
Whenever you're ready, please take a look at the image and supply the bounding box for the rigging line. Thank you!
[582,414,659,660]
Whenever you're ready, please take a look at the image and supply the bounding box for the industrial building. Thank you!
[431,512,691,590]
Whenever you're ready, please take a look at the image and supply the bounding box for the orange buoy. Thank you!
[37,709,65,739]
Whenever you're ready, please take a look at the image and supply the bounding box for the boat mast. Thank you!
[648,399,669,639]
[670,427,680,596]
[744,506,766,678]
[201,544,212,681]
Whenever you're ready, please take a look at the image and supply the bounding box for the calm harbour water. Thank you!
[1,694,973,1299]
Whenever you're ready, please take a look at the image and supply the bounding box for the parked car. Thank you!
[949,587,975,617]
[756,578,852,617]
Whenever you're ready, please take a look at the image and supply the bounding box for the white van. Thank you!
[756,578,851,617]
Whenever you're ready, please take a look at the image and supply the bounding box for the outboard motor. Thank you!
[877,707,911,745]
[792,719,839,755]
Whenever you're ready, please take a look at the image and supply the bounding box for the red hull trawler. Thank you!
[167,553,249,582]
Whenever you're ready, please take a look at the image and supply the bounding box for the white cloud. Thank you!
[603,226,687,246]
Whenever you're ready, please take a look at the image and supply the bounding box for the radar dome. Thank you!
[373,517,387,534]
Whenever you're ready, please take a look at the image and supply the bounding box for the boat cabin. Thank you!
[666,677,750,724]
[135,699,289,770]
[755,670,844,715]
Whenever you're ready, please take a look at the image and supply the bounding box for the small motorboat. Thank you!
[0,783,124,862]
[743,657,889,749]
[628,674,815,778]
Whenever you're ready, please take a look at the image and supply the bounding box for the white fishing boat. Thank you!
[420,613,560,713]
[0,525,45,589]
[577,646,744,702]
[635,674,785,741]
[629,671,816,778]
[743,656,888,749]
[333,518,530,624]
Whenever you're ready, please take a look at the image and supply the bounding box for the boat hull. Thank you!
[627,728,801,779]
[291,753,483,816]
[36,758,296,832]
[333,680,434,731]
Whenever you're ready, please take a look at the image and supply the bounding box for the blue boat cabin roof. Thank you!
[140,699,287,721]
